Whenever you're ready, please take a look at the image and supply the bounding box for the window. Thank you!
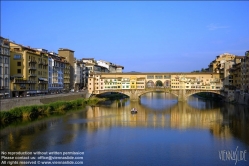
[0,66,1,74]
[0,57,2,63]
[5,57,8,64]
[14,54,21,60]
[5,67,8,74]
[17,69,21,73]
[5,77,8,87]
[17,62,21,66]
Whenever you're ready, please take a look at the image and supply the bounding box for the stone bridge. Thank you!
[94,88,224,101]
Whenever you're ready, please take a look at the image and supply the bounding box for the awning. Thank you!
[11,74,23,78]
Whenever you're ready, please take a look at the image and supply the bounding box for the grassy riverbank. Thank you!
[0,97,103,128]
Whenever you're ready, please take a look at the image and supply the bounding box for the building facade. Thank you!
[9,42,48,97]
[74,60,86,91]
[97,60,124,73]
[0,37,10,98]
[47,52,66,93]
[88,73,221,94]
[58,48,75,90]
[241,51,249,93]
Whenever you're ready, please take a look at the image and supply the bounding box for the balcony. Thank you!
[38,60,43,65]
[13,79,36,84]
[28,59,37,63]
[28,74,37,77]
[28,66,37,70]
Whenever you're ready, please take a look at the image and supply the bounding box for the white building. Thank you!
[97,60,124,73]
[74,60,86,91]
[48,52,64,93]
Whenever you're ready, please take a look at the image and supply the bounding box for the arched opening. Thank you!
[146,80,155,88]
[155,80,163,87]
[189,92,224,101]
[164,80,170,88]
[96,92,129,100]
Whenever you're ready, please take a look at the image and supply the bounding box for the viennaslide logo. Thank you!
[219,146,247,165]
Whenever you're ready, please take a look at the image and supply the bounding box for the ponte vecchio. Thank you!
[87,72,224,101]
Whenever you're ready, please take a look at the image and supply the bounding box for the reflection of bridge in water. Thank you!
[84,101,233,139]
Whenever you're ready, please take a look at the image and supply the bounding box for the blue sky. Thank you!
[1,1,249,72]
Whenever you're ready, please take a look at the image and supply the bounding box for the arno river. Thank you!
[1,92,249,166]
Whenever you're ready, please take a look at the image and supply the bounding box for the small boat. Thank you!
[131,108,138,114]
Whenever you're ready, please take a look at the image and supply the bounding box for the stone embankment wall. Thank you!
[0,92,89,111]
[234,92,249,106]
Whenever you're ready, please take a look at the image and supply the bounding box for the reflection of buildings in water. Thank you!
[170,102,223,129]
[85,101,249,144]
[85,102,232,140]
[209,123,232,139]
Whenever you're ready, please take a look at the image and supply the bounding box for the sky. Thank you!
[1,1,249,72]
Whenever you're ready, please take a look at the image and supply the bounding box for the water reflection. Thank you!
[1,92,249,155]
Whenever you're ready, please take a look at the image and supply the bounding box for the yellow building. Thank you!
[208,53,236,75]
[63,58,70,91]
[130,77,137,89]
[58,48,75,90]
[241,51,249,93]
[171,73,221,90]
[230,62,241,90]
[9,42,48,97]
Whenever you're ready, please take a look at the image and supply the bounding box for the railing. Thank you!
[28,66,36,70]
[28,60,37,63]
[28,74,37,77]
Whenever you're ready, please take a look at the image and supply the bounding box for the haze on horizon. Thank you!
[1,1,248,72]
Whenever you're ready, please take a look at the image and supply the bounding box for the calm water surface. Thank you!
[1,92,249,166]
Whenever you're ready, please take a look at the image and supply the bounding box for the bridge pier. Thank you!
[178,89,187,102]
[129,91,140,101]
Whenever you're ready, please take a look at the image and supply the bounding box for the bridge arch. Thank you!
[155,80,163,87]
[185,90,225,99]
[91,89,226,102]
[137,89,179,98]
[146,80,155,87]
[164,80,171,87]
[95,91,130,98]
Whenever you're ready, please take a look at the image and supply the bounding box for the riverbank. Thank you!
[0,92,89,111]
[0,97,104,129]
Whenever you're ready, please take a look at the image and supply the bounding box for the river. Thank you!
[0,92,249,166]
